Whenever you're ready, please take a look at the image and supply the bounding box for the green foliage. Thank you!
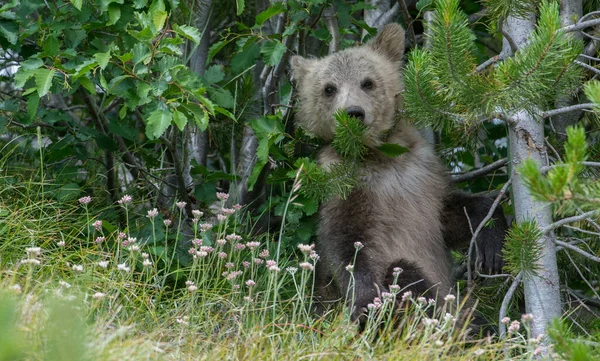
[331,110,368,161]
[548,319,599,361]
[404,0,583,142]
[481,0,539,26]
[502,220,543,278]
[584,80,600,112]
[0,293,24,361]
[7,0,223,142]
[294,157,361,203]
[520,126,599,215]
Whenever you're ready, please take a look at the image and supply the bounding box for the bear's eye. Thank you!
[361,79,374,90]
[324,85,337,96]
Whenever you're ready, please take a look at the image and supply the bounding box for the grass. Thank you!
[0,142,596,361]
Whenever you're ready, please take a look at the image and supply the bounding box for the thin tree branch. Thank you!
[575,59,600,75]
[555,239,600,262]
[451,158,508,183]
[564,250,600,300]
[542,103,595,118]
[541,210,599,233]
[398,0,417,47]
[474,55,502,74]
[563,17,600,33]
[466,179,511,290]
[499,272,522,339]
[373,3,400,29]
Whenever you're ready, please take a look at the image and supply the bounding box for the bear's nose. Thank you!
[345,106,366,122]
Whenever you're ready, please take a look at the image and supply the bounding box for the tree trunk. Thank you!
[504,14,562,339]
[552,0,583,142]
[185,0,213,192]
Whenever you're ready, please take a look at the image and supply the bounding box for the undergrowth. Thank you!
[0,141,596,361]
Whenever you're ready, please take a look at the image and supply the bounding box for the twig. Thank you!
[542,103,596,118]
[555,239,600,263]
[563,18,600,33]
[564,250,600,300]
[568,288,600,309]
[498,21,519,54]
[466,179,512,290]
[575,60,600,76]
[474,55,502,74]
[541,210,599,233]
[475,272,513,279]
[468,9,488,24]
[499,272,522,339]
[451,158,508,183]
[398,0,417,48]
[373,3,400,29]
[464,206,475,291]
[564,225,600,237]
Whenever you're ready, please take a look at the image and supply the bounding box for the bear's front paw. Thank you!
[477,238,504,274]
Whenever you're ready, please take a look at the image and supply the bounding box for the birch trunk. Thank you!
[504,14,562,339]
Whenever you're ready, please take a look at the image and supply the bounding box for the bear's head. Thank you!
[291,23,405,147]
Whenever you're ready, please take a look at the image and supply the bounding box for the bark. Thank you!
[187,0,212,169]
[552,0,583,142]
[234,0,287,205]
[504,14,562,339]
[159,0,212,211]
[364,0,400,36]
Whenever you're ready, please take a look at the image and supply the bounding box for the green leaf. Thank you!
[260,40,287,66]
[208,40,227,62]
[203,65,225,84]
[14,68,35,88]
[236,0,244,15]
[43,36,60,57]
[247,138,269,191]
[136,82,152,105]
[208,88,234,109]
[0,20,17,45]
[172,110,188,131]
[34,68,55,97]
[231,39,260,72]
[416,0,433,12]
[73,59,98,80]
[79,77,96,94]
[173,24,201,45]
[21,58,44,70]
[146,106,172,140]
[70,0,83,11]
[377,143,409,158]
[133,43,151,65]
[27,94,39,121]
[94,51,111,70]
[183,103,209,131]
[152,9,167,31]
[256,2,286,26]
[107,3,121,26]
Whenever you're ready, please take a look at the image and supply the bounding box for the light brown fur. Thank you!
[291,24,453,320]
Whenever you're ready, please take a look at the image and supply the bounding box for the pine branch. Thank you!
[542,103,595,118]
[451,158,508,182]
[562,13,600,33]
[555,239,600,262]
[541,210,599,233]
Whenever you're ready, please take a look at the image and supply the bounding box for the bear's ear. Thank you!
[368,23,405,63]
[290,55,312,79]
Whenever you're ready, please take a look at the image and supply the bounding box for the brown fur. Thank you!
[291,24,454,321]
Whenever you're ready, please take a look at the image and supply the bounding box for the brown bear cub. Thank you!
[290,24,506,323]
